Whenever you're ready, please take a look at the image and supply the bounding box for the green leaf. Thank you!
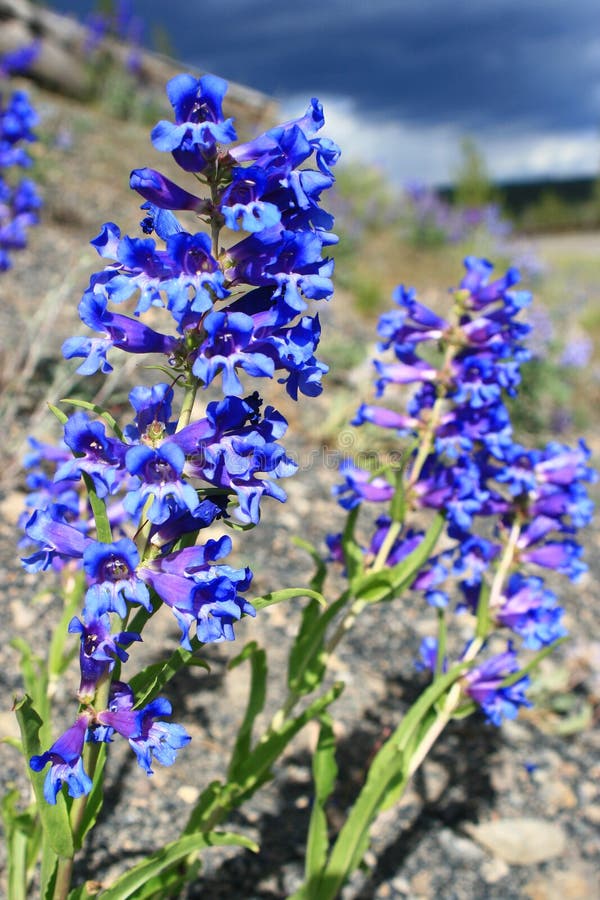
[60,398,124,441]
[40,834,59,899]
[314,664,468,899]
[354,512,445,604]
[287,595,348,696]
[341,506,364,588]
[48,403,68,425]
[304,714,338,888]
[292,537,328,593]
[1,791,39,900]
[501,637,568,687]
[11,639,50,746]
[389,468,406,523]
[82,473,113,544]
[182,780,227,835]
[252,587,326,612]
[224,519,257,532]
[99,831,258,900]
[129,641,204,709]
[222,683,344,809]
[227,642,267,780]
[14,696,74,859]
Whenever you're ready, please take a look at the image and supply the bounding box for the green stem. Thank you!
[477,519,522,639]
[175,380,199,434]
[53,857,73,900]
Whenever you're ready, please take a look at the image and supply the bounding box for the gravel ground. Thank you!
[0,81,599,900]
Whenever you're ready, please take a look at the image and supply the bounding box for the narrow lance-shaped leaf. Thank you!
[292,536,328,593]
[227,642,267,780]
[252,587,326,611]
[287,594,349,697]
[304,714,338,887]
[314,664,469,899]
[99,831,259,900]
[82,473,112,544]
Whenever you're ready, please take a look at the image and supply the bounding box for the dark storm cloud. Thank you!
[49,1,600,133]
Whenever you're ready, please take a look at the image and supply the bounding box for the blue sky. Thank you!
[49,0,600,185]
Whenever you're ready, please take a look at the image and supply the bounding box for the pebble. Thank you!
[391,875,411,894]
[438,827,485,863]
[410,871,432,897]
[177,785,200,805]
[541,779,578,811]
[480,857,510,884]
[582,803,600,825]
[464,818,567,864]
[523,870,598,900]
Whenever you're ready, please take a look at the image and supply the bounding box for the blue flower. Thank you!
[139,535,254,648]
[97,683,191,775]
[54,412,126,498]
[63,291,178,375]
[124,441,200,525]
[151,73,236,171]
[464,648,531,726]
[68,611,141,697]
[83,538,151,618]
[21,507,87,572]
[30,715,93,804]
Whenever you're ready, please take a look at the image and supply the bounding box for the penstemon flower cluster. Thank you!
[9,68,595,900]
[331,257,594,723]
[0,44,42,272]
[20,72,338,814]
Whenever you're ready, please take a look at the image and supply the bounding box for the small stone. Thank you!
[363,849,377,868]
[480,857,509,884]
[176,785,200,805]
[541,779,577,812]
[422,759,449,803]
[578,781,597,802]
[0,711,20,741]
[391,875,410,894]
[410,871,431,897]
[438,827,485,862]
[465,818,566,864]
[582,803,600,825]
[10,600,38,630]
[524,870,597,900]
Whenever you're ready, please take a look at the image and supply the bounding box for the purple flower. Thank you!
[139,535,254,647]
[332,462,394,511]
[124,441,200,525]
[63,291,178,375]
[97,683,191,774]
[83,538,151,618]
[464,648,531,725]
[30,715,93,804]
[68,611,141,696]
[495,573,567,649]
[54,412,125,499]
[173,395,297,524]
[21,507,87,573]
[151,73,236,171]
